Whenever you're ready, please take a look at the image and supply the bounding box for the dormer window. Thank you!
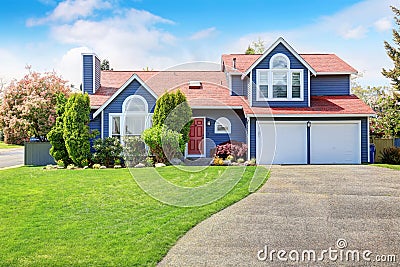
[272,55,288,69]
[256,53,304,101]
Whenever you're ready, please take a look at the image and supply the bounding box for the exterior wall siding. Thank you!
[94,57,101,93]
[83,55,93,95]
[251,117,369,163]
[89,111,101,152]
[251,43,309,107]
[192,109,246,157]
[102,80,157,137]
[310,75,350,96]
[231,75,248,96]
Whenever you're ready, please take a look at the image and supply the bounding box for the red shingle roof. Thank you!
[244,95,374,115]
[221,53,357,74]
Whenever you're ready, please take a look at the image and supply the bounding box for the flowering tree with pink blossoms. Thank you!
[0,67,70,144]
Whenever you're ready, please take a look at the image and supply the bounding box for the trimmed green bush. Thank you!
[142,125,183,163]
[63,93,91,167]
[47,93,72,165]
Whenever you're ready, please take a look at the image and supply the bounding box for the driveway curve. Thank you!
[159,165,400,266]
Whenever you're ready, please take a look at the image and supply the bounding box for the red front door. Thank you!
[188,118,204,155]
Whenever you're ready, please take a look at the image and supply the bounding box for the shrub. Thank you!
[63,93,92,167]
[215,141,248,159]
[152,90,192,153]
[92,137,123,167]
[122,136,147,167]
[0,129,3,141]
[47,93,72,165]
[380,147,400,164]
[142,125,183,163]
[237,158,245,164]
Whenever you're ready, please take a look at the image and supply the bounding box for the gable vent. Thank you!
[189,81,202,89]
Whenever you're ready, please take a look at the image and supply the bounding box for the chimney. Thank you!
[82,53,101,95]
[232,58,237,69]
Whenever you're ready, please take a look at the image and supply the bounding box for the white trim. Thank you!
[191,106,243,110]
[316,72,357,75]
[101,111,104,139]
[249,71,253,106]
[186,117,206,157]
[242,37,317,79]
[93,74,158,118]
[109,113,122,138]
[122,95,148,113]
[246,113,375,118]
[247,117,251,161]
[307,70,310,107]
[367,116,370,163]
[214,117,231,134]
[92,56,96,94]
[255,69,304,101]
[270,53,290,69]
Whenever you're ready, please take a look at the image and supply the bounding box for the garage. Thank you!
[310,121,361,164]
[256,121,307,164]
[256,120,362,164]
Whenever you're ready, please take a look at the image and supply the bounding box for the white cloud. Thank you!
[341,25,368,39]
[225,0,397,86]
[189,27,217,40]
[27,0,111,26]
[374,17,392,32]
[0,48,26,84]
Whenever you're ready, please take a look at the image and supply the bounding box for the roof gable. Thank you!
[242,37,317,78]
[92,74,157,118]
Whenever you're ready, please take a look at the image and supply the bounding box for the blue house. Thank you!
[84,37,374,164]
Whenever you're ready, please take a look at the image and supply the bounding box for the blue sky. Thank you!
[0,0,397,87]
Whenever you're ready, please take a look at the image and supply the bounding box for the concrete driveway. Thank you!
[0,148,24,169]
[159,165,400,266]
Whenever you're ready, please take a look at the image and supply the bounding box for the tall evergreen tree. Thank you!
[382,6,400,90]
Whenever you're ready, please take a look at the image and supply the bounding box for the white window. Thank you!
[111,115,121,139]
[256,53,304,101]
[109,95,151,139]
[215,117,231,134]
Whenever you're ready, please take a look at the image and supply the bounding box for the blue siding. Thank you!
[251,43,309,107]
[103,79,157,137]
[311,75,350,96]
[250,117,256,159]
[192,109,246,157]
[231,75,247,96]
[361,117,368,163]
[89,111,101,152]
[94,57,101,92]
[83,55,93,95]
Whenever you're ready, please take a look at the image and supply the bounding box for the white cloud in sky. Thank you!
[27,0,112,26]
[225,0,397,86]
[374,17,392,32]
[189,27,218,40]
[0,48,26,84]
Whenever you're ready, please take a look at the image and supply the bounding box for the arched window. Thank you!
[123,95,148,113]
[270,53,290,69]
[215,117,231,134]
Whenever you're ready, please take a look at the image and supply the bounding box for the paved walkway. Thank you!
[0,148,24,169]
[159,165,400,266]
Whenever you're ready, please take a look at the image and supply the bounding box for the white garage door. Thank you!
[257,121,307,164]
[310,121,361,164]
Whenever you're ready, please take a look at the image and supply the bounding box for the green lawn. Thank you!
[0,141,22,149]
[372,164,400,171]
[0,166,268,266]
